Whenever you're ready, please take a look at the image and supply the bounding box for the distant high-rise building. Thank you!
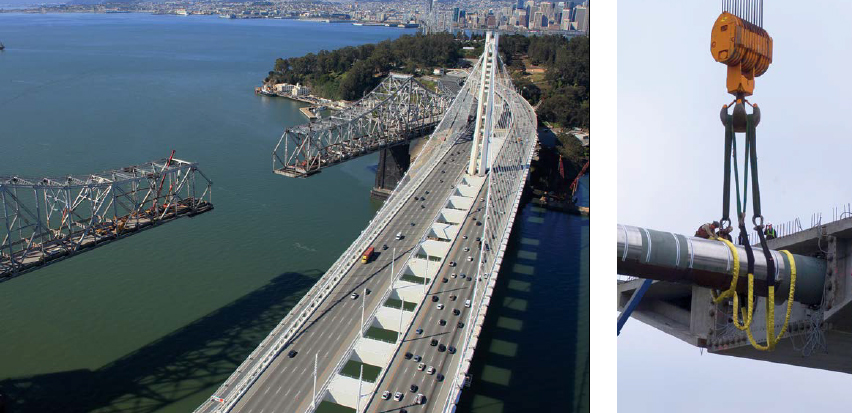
[531,11,544,29]
[561,13,571,30]
[486,14,496,28]
[574,4,588,32]
[517,0,524,11]
[452,7,460,22]
[566,1,575,21]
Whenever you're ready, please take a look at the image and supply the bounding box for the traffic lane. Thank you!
[365,210,481,407]
[367,272,472,411]
[368,290,463,412]
[239,140,475,411]
[367,185,488,412]
[408,252,483,409]
[368,239,481,407]
[393,241,481,399]
[364,148,480,406]
[250,134,476,404]
[238,229,434,409]
[243,207,447,413]
[417,203,489,411]
[414,188,488,359]
[245,205,434,404]
[372,179,485,374]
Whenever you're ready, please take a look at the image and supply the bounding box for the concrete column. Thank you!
[477,33,496,176]
[468,33,492,176]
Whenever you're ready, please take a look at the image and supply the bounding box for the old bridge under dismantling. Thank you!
[272,73,453,179]
[0,157,213,281]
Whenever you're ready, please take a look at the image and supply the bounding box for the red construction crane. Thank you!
[569,160,589,199]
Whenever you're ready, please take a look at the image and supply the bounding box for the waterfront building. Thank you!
[274,83,311,97]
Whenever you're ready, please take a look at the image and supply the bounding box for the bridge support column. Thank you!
[371,144,411,199]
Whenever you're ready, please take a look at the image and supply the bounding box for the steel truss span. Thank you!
[272,74,453,178]
[0,158,213,280]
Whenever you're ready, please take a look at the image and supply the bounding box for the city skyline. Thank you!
[1,0,589,35]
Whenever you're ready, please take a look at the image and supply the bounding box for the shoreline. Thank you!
[256,87,349,111]
[0,10,418,30]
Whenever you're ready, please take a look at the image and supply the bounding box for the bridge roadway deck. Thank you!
[365,181,489,413]
[232,137,475,413]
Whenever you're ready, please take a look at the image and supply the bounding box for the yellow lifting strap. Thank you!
[710,236,755,330]
[744,249,797,351]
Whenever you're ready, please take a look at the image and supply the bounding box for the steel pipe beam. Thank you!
[617,224,826,306]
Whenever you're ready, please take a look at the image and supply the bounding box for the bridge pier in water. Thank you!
[370,144,411,200]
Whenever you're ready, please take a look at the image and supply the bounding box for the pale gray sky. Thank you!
[618,1,852,410]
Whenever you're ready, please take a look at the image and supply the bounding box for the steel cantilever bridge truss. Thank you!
[272,73,452,178]
[0,158,213,280]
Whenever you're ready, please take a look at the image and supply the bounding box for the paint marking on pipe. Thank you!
[687,238,695,269]
[671,232,681,267]
[642,227,652,263]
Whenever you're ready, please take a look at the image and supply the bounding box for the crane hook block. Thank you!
[710,12,773,97]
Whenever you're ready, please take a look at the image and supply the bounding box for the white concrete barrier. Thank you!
[438,209,467,224]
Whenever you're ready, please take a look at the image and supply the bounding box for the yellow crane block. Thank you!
[710,11,773,96]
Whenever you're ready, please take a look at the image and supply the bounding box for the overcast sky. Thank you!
[618,1,852,411]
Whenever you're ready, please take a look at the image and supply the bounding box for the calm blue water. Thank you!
[457,175,590,412]
[0,13,414,413]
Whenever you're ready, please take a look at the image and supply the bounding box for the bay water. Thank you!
[0,13,412,412]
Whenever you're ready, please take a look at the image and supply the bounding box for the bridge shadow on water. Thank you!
[0,270,323,413]
[456,203,590,413]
